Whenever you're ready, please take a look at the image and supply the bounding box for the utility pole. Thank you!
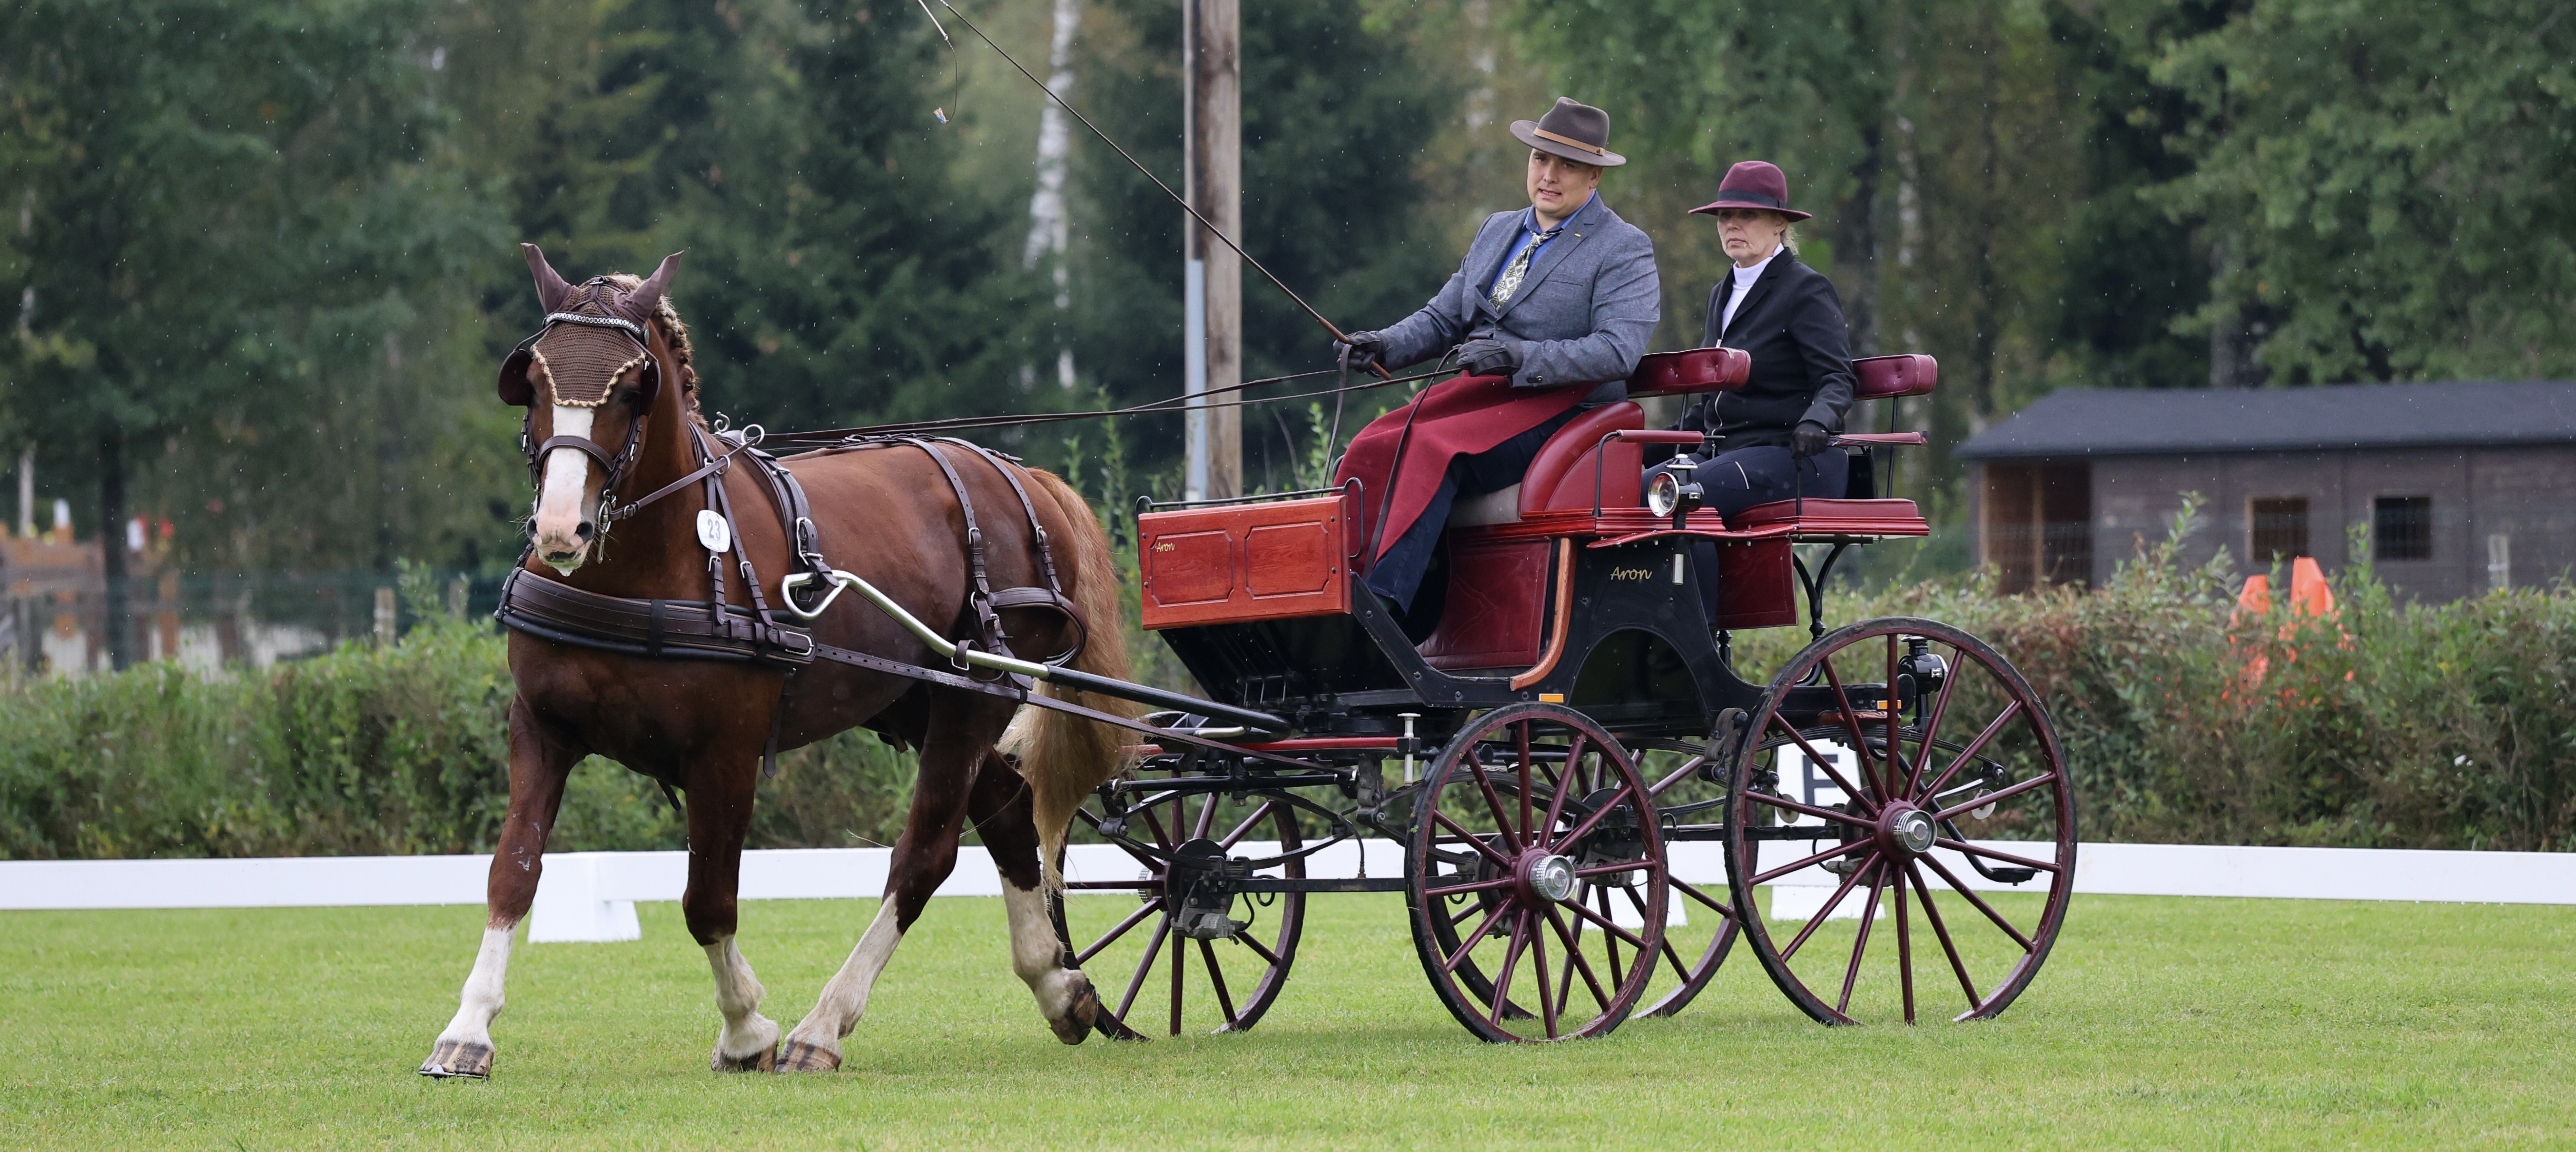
[1181,0,1241,500]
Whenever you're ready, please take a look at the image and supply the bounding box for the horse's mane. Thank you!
[600,271,704,422]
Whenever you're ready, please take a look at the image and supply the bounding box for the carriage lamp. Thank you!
[1645,463,1703,529]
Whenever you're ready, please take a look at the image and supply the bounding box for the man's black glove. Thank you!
[1459,338,1522,379]
[1792,420,1833,459]
[1336,330,1387,371]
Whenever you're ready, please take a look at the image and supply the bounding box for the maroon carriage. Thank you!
[1067,350,2076,1042]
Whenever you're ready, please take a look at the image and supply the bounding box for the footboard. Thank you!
[1138,493,1354,629]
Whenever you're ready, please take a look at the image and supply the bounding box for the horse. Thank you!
[419,245,1139,1077]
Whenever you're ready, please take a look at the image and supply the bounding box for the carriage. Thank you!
[1060,347,2076,1042]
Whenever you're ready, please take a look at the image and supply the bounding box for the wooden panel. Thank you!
[1421,535,1551,670]
[1139,495,1350,629]
[1245,522,1331,598]
[1712,538,1798,630]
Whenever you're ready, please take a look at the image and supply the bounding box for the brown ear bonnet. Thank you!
[498,245,684,410]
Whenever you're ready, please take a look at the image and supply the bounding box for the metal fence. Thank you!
[3,570,506,678]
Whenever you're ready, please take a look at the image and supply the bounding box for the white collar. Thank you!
[1732,249,1779,290]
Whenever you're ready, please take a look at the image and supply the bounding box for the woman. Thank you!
[1664,160,1855,513]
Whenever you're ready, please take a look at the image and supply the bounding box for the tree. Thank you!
[2151,0,2576,384]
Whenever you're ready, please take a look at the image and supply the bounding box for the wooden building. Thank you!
[1954,381,2576,601]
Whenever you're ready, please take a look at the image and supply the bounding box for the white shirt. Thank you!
[1717,249,1780,339]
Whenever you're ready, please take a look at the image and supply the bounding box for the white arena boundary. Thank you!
[3,840,2571,944]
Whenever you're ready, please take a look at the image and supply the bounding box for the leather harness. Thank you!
[497,301,1094,782]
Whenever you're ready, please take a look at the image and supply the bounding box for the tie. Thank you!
[1488,224,1560,307]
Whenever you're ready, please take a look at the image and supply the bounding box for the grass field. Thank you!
[4,891,2572,1149]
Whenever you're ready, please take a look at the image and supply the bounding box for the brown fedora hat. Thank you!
[1509,97,1626,168]
[1689,160,1812,221]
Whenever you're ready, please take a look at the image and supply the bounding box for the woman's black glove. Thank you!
[1459,338,1522,378]
[1792,420,1833,458]
[1336,330,1387,370]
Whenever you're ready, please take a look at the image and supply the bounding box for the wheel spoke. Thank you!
[1884,633,1904,807]
[1541,905,1613,1012]
[1540,735,1587,838]
[1528,913,1560,1039]
[1198,938,1237,1027]
[1551,781,1637,854]
[1765,714,1881,817]
[1896,868,1917,1025]
[1931,836,2064,876]
[1116,917,1170,1023]
[1650,755,1707,800]
[1138,802,1175,852]
[1818,652,1883,799]
[1836,859,1888,1017]
[1433,811,1517,869]
[1170,916,1186,1036]
[1075,898,1165,966]
[1192,791,1220,839]
[1906,861,1982,1009]
[1426,876,1518,898]
[1470,762,1525,852]
[1595,887,1621,978]
[1752,837,1873,886]
[1921,853,2037,951]
[1918,699,2024,802]
[1237,931,1282,967]
[1488,911,1532,1028]
[1217,800,1276,850]
[1930,773,2060,825]
[1564,895,1651,950]
[1444,899,1513,974]
[1779,850,1878,962]
[1670,876,1735,919]
[1517,723,1535,848]
[1906,644,1965,798]
[1751,789,1874,826]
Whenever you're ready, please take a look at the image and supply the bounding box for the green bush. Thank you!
[3,514,2570,860]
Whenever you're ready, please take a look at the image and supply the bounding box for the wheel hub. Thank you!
[1881,806,1937,858]
[1517,851,1577,904]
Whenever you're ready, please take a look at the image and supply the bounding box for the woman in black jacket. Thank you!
[1666,161,1855,513]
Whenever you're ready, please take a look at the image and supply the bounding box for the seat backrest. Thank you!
[1520,402,1645,514]
[1853,354,1938,400]
[1625,347,1752,398]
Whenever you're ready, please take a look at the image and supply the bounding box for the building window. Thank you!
[2374,495,2433,561]
[2249,496,2309,562]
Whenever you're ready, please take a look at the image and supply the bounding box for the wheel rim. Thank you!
[1064,786,1305,1038]
[1722,618,2076,1025]
[1408,702,1669,1042]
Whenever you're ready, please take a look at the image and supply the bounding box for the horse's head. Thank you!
[500,243,693,574]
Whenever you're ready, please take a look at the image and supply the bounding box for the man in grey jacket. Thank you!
[1335,97,1660,632]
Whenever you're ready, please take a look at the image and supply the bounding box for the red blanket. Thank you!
[1334,373,1591,562]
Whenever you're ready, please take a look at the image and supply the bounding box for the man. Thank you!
[1333,97,1659,633]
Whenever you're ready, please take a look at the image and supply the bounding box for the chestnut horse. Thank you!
[419,246,1138,1078]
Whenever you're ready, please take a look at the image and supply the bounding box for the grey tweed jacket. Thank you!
[1375,194,1661,402]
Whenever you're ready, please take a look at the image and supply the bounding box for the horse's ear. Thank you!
[497,349,536,406]
[522,242,572,313]
[627,250,685,317]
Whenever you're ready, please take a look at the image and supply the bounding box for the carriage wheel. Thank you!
[1407,702,1669,1042]
[1721,618,2075,1025]
[1061,788,1305,1038]
[1627,736,1744,1019]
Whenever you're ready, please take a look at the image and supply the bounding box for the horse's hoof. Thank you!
[418,1039,493,1079]
[711,1043,778,1074]
[775,1040,842,1072]
[1050,980,1100,1046]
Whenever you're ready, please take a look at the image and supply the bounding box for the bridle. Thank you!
[501,281,733,548]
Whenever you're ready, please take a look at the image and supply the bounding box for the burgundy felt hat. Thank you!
[1689,160,1812,221]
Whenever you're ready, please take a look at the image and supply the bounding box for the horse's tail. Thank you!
[1000,468,1145,892]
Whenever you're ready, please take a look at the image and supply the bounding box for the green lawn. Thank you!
[3,891,2571,1149]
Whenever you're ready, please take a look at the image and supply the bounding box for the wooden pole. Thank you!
[1186,0,1241,500]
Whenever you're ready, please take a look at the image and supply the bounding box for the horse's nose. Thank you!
[575,520,596,542]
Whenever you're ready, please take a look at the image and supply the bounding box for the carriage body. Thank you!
[1067,349,2078,1043]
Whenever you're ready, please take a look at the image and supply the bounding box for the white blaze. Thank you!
[531,404,597,570]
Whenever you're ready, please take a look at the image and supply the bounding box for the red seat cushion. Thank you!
[1852,354,1938,400]
[1520,402,1645,513]
[1732,498,1930,538]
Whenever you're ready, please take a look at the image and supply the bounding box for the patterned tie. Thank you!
[1488,223,1561,307]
